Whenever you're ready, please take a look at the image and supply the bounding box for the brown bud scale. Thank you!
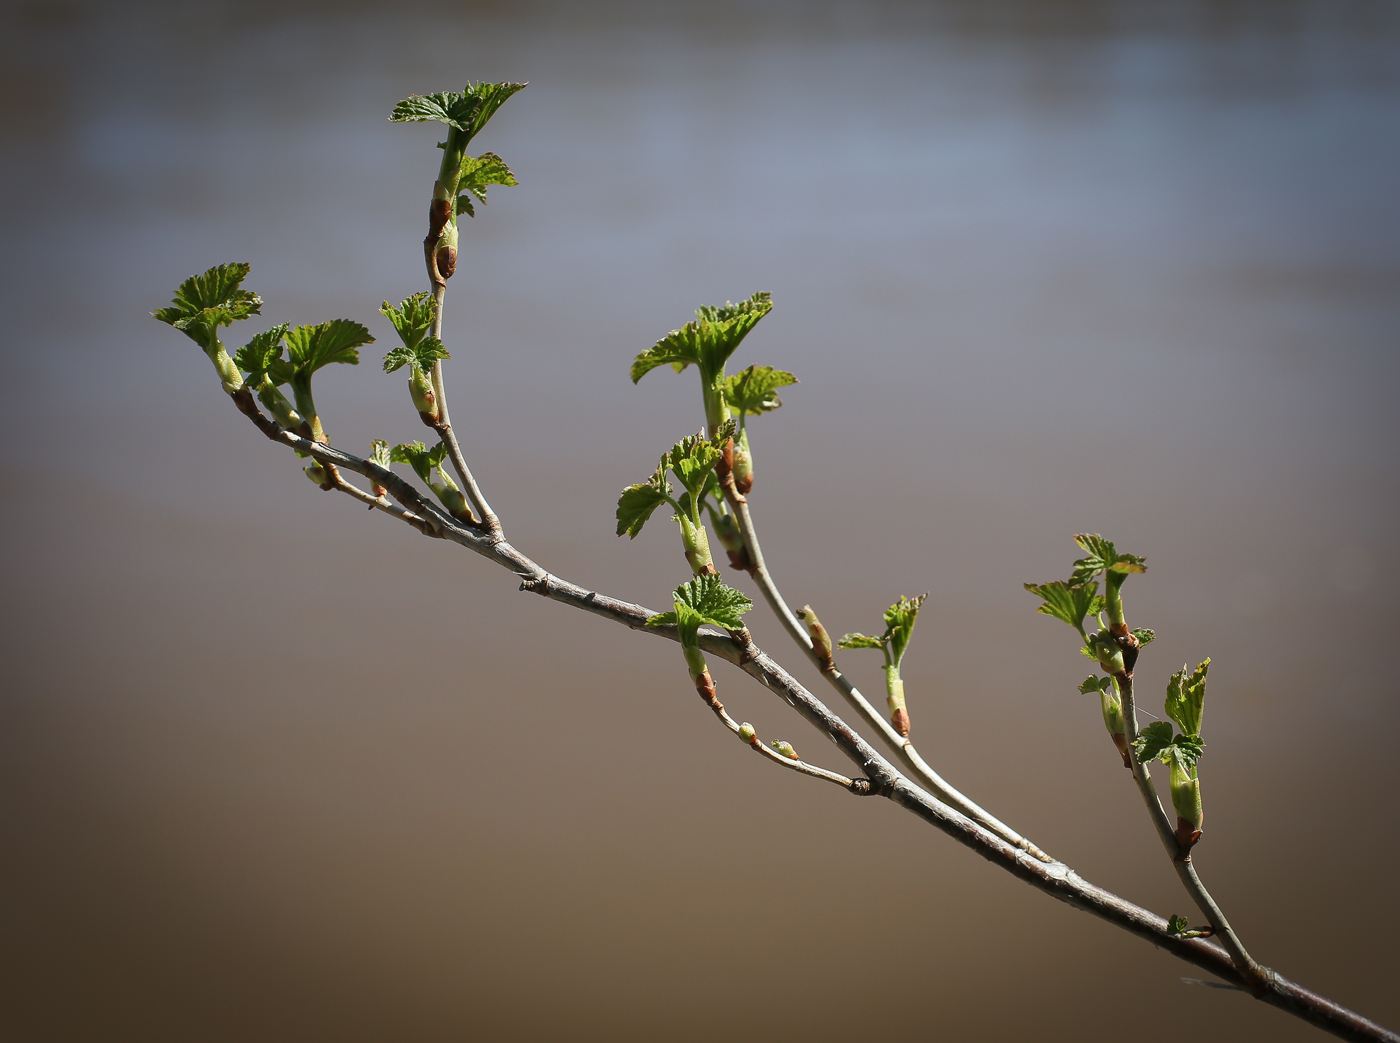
[891,707,911,738]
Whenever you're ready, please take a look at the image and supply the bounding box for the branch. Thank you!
[1119,670,1269,991]
[428,282,502,537]
[721,485,1053,862]
[223,386,1396,1043]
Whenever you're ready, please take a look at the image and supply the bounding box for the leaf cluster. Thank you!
[1133,661,1209,778]
[630,293,773,385]
[645,573,753,643]
[152,262,262,349]
[380,293,437,350]
[1165,658,1209,736]
[233,324,290,386]
[1132,721,1205,774]
[280,319,373,392]
[838,593,928,667]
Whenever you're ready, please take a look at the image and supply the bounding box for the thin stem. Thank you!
[224,388,1396,1042]
[331,473,436,534]
[1119,671,1269,990]
[428,282,502,537]
[721,485,1054,862]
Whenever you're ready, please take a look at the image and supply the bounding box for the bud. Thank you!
[1089,631,1126,675]
[408,365,438,422]
[711,511,752,572]
[797,606,835,671]
[1100,690,1130,767]
[436,220,459,280]
[738,722,757,745]
[211,347,243,393]
[1170,760,1203,853]
[677,515,716,576]
[885,665,911,738]
[258,383,302,430]
[682,645,707,684]
[771,739,799,760]
[304,461,329,488]
[732,431,754,495]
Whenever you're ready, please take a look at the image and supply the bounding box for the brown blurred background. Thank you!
[2,1,1397,1039]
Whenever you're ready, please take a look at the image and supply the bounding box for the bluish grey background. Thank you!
[2,1,1397,1040]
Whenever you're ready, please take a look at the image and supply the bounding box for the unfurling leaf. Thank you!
[1165,658,1209,737]
[1078,675,1113,695]
[152,262,263,356]
[383,337,450,376]
[390,440,448,485]
[630,292,773,384]
[672,573,753,631]
[837,633,885,651]
[234,324,289,384]
[1024,580,1104,634]
[455,151,518,216]
[1070,533,1147,584]
[616,460,672,538]
[1132,720,1176,763]
[722,364,798,416]
[883,593,927,665]
[1131,627,1156,646]
[285,319,373,374]
[380,293,437,350]
[389,82,526,140]
[1165,915,1210,939]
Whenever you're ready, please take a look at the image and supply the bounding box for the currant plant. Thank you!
[149,81,1398,1043]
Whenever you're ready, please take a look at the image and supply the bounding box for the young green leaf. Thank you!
[152,262,262,339]
[1024,580,1104,635]
[721,364,798,416]
[233,324,289,384]
[370,438,393,469]
[380,293,437,350]
[1078,675,1113,695]
[837,633,886,651]
[1131,627,1156,646]
[1165,658,1209,737]
[672,572,753,630]
[616,459,673,538]
[390,440,448,485]
[630,293,773,385]
[1166,734,1206,770]
[1070,533,1147,584]
[884,593,927,665]
[645,574,753,643]
[285,319,373,373]
[1165,915,1211,939]
[666,432,723,500]
[455,151,518,216]
[1132,720,1176,763]
[383,336,450,375]
[389,82,526,140]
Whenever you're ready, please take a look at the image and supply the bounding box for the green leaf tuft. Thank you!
[1078,675,1113,695]
[1132,627,1156,646]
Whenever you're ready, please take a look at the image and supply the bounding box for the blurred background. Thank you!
[2,1,1397,1039]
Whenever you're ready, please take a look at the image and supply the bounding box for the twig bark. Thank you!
[223,385,1397,1043]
